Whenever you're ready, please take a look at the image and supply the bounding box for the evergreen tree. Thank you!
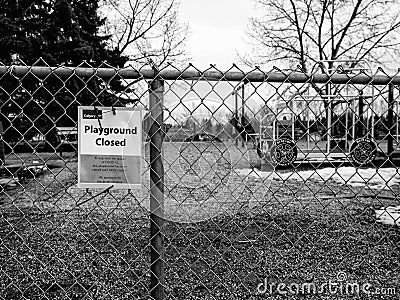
[0,0,128,151]
[0,0,126,66]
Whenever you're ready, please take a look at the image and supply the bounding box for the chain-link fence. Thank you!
[1,59,400,299]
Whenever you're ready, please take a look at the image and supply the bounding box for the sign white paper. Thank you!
[78,106,142,189]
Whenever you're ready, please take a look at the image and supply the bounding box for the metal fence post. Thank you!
[241,83,245,148]
[387,83,394,159]
[357,92,364,139]
[149,76,165,300]
[235,89,239,147]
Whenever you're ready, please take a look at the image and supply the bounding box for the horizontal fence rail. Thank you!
[2,64,400,84]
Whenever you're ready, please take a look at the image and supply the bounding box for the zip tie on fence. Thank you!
[93,106,103,130]
[111,106,116,115]
[8,65,18,78]
[8,65,15,75]
[77,185,114,207]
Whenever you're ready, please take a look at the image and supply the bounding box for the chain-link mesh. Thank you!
[1,59,400,299]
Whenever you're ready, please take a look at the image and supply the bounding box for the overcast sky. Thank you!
[179,0,256,70]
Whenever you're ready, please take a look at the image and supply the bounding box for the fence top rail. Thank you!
[1,65,400,85]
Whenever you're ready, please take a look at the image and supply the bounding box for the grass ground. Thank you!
[3,151,76,167]
[0,143,399,299]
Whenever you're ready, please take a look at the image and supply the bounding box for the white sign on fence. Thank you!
[77,106,142,189]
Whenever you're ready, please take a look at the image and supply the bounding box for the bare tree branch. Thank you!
[100,0,189,67]
[246,0,400,72]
